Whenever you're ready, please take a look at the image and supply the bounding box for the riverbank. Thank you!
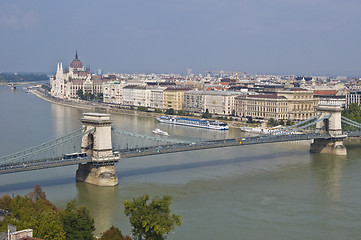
[31,88,254,129]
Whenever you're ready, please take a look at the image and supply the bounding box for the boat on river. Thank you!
[152,128,169,136]
[157,116,229,130]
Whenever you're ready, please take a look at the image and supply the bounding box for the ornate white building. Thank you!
[50,52,105,99]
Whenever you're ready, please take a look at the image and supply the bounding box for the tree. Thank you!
[268,118,277,127]
[76,89,84,99]
[123,194,182,240]
[0,194,12,211]
[342,103,361,122]
[202,109,212,119]
[165,108,175,115]
[100,226,127,240]
[286,119,294,126]
[27,184,47,202]
[0,194,66,240]
[61,199,95,240]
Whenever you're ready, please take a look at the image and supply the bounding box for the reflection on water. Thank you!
[76,182,118,233]
[311,154,347,204]
[51,103,84,137]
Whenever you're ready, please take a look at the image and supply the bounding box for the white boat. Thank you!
[152,128,169,136]
[157,116,229,130]
[240,127,272,134]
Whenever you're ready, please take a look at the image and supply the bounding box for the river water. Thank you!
[0,85,361,239]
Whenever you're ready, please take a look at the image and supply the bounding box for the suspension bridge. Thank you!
[1,101,361,185]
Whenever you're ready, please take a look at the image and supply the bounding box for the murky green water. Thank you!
[1,85,360,239]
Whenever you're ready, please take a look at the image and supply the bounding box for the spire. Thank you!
[60,62,63,73]
[75,50,78,60]
[57,62,60,72]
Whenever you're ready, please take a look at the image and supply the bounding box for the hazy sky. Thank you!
[0,0,360,75]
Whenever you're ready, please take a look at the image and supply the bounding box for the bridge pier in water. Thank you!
[310,102,347,155]
[76,113,119,186]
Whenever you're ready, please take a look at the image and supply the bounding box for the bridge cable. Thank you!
[341,116,361,128]
[267,113,322,135]
[0,128,94,165]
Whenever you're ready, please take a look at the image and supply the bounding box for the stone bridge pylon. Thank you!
[76,113,119,186]
[310,101,347,155]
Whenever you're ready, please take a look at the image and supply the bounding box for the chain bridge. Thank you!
[1,102,361,185]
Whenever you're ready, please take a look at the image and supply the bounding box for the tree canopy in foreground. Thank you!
[0,185,95,240]
[123,194,182,240]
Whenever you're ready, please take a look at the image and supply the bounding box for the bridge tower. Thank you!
[76,113,119,186]
[310,101,347,155]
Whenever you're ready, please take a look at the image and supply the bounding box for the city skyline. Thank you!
[0,0,360,76]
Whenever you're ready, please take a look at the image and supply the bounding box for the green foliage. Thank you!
[177,110,189,116]
[154,109,163,113]
[0,186,96,240]
[342,103,361,122]
[268,118,287,127]
[267,118,278,127]
[100,226,126,240]
[41,84,51,92]
[0,73,48,83]
[286,119,294,126]
[123,194,182,240]
[202,109,212,119]
[165,108,175,115]
[0,192,66,240]
[77,89,84,99]
[0,194,12,211]
[97,93,103,101]
[61,200,95,240]
[137,106,149,112]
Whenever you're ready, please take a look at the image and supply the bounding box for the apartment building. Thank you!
[163,88,192,111]
[150,87,166,109]
[203,91,244,115]
[103,81,125,105]
[346,90,361,108]
[183,90,206,113]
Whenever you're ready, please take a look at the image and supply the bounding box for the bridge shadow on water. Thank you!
[116,150,307,178]
[0,150,307,193]
[0,174,76,193]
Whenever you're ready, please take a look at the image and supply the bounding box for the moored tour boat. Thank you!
[157,116,229,130]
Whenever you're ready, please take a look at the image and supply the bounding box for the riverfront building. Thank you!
[163,88,191,111]
[346,90,361,108]
[235,94,289,120]
[103,80,126,105]
[235,88,318,121]
[50,52,106,99]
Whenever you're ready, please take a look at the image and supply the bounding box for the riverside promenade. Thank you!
[30,88,249,129]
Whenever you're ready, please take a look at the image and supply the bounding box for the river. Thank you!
[0,85,360,239]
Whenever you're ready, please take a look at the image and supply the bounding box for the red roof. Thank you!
[314,90,337,95]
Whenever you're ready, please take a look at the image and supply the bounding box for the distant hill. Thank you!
[0,73,48,82]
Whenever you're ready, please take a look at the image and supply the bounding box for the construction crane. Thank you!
[205,70,246,84]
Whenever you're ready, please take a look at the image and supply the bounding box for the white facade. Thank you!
[150,88,166,109]
[50,52,104,99]
[133,86,151,107]
[203,92,244,115]
[103,81,125,105]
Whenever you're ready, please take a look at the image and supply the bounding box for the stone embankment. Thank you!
[31,88,250,129]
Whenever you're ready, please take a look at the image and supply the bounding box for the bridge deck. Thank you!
[1,133,342,174]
